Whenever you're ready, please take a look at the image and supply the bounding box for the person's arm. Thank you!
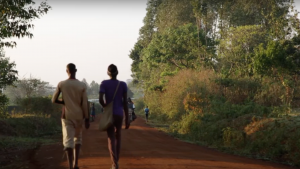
[99,81,106,107]
[123,91,129,129]
[82,87,90,129]
[52,83,64,105]
[82,89,89,119]
[99,93,106,108]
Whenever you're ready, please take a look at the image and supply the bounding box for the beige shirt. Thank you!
[52,79,88,120]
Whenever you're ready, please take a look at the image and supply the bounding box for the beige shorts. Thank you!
[61,119,83,149]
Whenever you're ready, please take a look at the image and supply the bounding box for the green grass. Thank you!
[0,113,61,169]
[0,136,56,151]
[0,113,61,137]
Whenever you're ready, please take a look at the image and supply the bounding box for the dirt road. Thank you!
[29,116,297,169]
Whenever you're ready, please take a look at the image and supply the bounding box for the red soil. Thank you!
[28,116,297,169]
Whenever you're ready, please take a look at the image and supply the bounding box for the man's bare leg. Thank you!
[73,144,81,168]
[65,148,73,169]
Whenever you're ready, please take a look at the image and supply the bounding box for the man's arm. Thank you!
[52,83,64,105]
[123,92,129,129]
[81,88,89,119]
[82,88,90,129]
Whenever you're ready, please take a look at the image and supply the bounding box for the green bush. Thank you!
[143,69,300,166]
[0,114,60,137]
[16,96,61,118]
[0,94,9,118]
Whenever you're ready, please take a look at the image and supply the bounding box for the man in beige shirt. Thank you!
[52,63,90,169]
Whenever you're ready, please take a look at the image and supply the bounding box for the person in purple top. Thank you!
[99,64,129,169]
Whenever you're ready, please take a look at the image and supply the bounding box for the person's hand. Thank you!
[125,118,130,129]
[85,119,90,129]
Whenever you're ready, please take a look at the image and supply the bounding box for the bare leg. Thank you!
[115,120,122,163]
[73,144,81,168]
[65,148,73,169]
[107,115,123,169]
[107,126,117,169]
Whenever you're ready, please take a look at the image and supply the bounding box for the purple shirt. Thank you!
[99,79,127,116]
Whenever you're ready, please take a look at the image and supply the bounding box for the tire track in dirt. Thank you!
[29,115,298,169]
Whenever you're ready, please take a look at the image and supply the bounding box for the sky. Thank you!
[4,0,148,86]
[4,1,300,87]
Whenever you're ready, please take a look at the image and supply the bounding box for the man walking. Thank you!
[144,106,149,122]
[52,63,90,169]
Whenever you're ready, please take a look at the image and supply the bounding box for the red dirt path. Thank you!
[29,116,298,169]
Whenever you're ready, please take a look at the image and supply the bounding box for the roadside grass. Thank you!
[0,113,61,169]
[0,136,57,152]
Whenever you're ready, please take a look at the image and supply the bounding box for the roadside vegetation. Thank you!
[130,0,300,166]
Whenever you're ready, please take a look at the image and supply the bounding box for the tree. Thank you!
[0,50,17,116]
[89,80,100,98]
[0,0,51,117]
[81,78,92,95]
[144,23,214,69]
[129,40,144,80]
[253,40,300,112]
[0,50,17,90]
[0,0,51,47]
[4,76,53,103]
[155,0,195,32]
[191,0,222,46]
[139,0,162,47]
[218,25,268,76]
[18,77,52,98]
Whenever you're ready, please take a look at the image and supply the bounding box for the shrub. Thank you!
[16,96,61,118]
[0,114,60,137]
[143,68,300,165]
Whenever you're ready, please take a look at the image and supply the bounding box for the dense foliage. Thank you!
[0,0,51,117]
[130,0,300,165]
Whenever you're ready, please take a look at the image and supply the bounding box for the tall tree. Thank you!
[155,0,196,32]
[144,24,214,69]
[218,25,268,76]
[0,0,51,47]
[139,0,162,47]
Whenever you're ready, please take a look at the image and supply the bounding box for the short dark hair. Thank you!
[67,63,76,73]
[108,64,118,76]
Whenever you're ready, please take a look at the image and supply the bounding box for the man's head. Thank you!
[66,63,77,77]
[107,64,118,78]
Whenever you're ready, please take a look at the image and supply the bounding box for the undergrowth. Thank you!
[143,69,300,166]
